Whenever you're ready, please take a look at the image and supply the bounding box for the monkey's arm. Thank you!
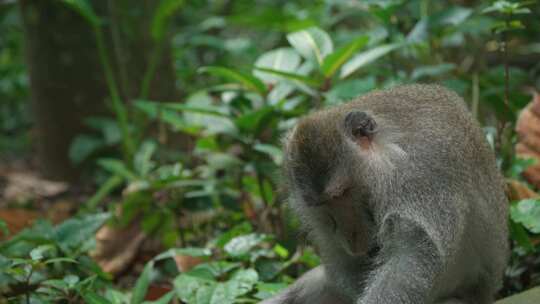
[260,266,349,304]
[358,209,460,304]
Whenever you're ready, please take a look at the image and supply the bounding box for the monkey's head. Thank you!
[284,109,382,257]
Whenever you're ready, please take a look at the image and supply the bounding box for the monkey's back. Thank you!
[348,84,509,298]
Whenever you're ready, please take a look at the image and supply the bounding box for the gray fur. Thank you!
[261,85,509,304]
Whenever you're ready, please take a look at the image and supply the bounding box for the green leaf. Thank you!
[43,257,78,265]
[509,220,534,252]
[321,36,369,78]
[53,213,110,252]
[340,43,402,78]
[324,77,376,104]
[192,262,241,278]
[174,271,217,304]
[210,269,258,304]
[254,282,288,300]
[82,290,113,304]
[199,66,266,95]
[64,274,79,288]
[84,175,124,211]
[61,0,100,27]
[30,245,55,261]
[98,158,138,181]
[254,144,283,165]
[132,261,155,304]
[0,219,9,237]
[235,106,275,136]
[69,135,104,164]
[253,67,319,86]
[224,234,267,258]
[286,27,333,65]
[253,48,302,84]
[85,117,122,145]
[411,63,456,80]
[151,0,185,41]
[134,140,157,177]
[510,199,540,233]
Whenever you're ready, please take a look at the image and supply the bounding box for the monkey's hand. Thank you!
[356,216,445,304]
[259,266,350,304]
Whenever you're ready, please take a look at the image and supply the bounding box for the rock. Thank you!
[496,287,540,304]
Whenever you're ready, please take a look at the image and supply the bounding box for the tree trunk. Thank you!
[19,0,180,181]
[20,0,108,181]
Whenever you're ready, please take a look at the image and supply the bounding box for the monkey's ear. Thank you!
[344,111,377,141]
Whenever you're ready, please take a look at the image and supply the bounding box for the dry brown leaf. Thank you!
[0,209,39,239]
[3,171,68,203]
[91,221,147,275]
[174,254,204,272]
[516,93,540,189]
[506,179,540,201]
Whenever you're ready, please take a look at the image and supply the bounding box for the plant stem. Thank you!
[94,26,135,162]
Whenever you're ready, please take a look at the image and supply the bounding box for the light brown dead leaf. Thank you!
[516,93,540,189]
[91,221,147,275]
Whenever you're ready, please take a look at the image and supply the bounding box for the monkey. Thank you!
[261,84,509,304]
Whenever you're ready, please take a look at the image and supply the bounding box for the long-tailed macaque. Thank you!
[262,85,508,304]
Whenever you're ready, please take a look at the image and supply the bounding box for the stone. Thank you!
[496,287,540,304]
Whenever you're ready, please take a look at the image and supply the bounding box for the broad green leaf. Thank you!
[340,43,402,79]
[510,199,540,233]
[224,234,267,258]
[199,66,266,95]
[135,99,234,135]
[85,117,122,145]
[134,140,157,176]
[174,271,217,304]
[253,67,319,86]
[253,48,301,84]
[235,106,275,136]
[192,262,241,278]
[433,6,472,26]
[509,220,534,252]
[325,77,376,104]
[254,282,288,300]
[84,175,123,211]
[411,64,456,80]
[407,18,429,43]
[64,274,79,288]
[61,0,100,27]
[69,135,104,164]
[98,158,138,181]
[53,213,110,251]
[82,291,113,304]
[151,0,185,41]
[208,269,258,304]
[153,247,211,262]
[321,36,369,78]
[30,245,55,261]
[0,219,9,237]
[43,257,78,265]
[267,82,295,105]
[286,27,333,65]
[228,268,258,296]
[254,144,283,165]
[131,261,155,304]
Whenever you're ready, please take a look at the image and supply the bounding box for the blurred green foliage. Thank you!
[1,0,540,302]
